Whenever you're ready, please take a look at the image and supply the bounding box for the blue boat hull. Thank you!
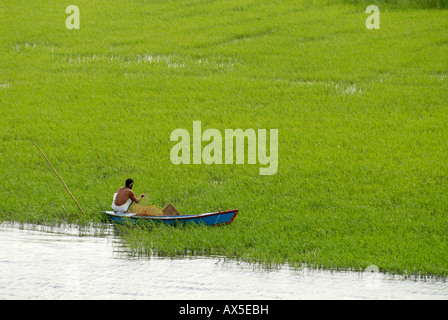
[102,209,238,226]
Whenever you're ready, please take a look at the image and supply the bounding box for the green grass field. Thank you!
[1,0,447,276]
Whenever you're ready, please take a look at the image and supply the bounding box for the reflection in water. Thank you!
[0,223,447,300]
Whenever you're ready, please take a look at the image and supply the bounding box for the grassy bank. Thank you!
[1,0,447,276]
[335,0,448,9]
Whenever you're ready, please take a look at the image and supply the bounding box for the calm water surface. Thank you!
[1,222,447,300]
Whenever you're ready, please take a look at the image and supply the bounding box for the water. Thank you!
[0,223,447,300]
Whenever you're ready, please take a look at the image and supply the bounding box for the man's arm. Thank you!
[129,190,145,203]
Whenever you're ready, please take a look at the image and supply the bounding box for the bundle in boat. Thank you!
[133,203,180,216]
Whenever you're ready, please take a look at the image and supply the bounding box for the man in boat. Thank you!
[112,179,145,213]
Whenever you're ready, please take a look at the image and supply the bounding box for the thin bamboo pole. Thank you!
[34,143,86,215]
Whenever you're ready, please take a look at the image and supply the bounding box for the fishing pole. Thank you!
[34,143,86,215]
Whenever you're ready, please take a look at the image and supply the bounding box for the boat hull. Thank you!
[102,209,238,226]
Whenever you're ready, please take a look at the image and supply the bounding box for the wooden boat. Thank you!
[102,209,238,226]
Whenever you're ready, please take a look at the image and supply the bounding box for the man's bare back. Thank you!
[113,179,145,207]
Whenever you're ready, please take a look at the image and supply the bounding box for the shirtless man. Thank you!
[111,179,145,212]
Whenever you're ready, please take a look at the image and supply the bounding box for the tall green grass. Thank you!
[336,0,448,9]
[1,0,447,276]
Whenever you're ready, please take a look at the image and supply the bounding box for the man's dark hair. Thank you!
[125,179,134,187]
